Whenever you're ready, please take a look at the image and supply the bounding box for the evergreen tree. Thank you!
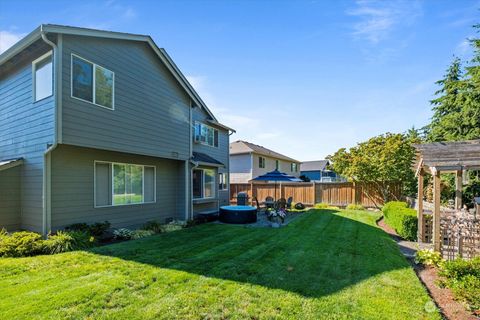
[427,57,464,141]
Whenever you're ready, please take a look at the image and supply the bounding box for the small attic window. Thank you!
[33,51,53,102]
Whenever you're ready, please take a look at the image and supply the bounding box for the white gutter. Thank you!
[41,27,59,236]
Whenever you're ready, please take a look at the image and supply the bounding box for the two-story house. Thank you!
[229,140,300,183]
[300,160,344,182]
[0,24,234,235]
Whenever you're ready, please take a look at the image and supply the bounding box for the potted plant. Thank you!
[267,208,286,228]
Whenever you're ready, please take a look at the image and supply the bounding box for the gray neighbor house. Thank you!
[0,24,234,235]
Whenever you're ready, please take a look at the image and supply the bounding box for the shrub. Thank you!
[131,229,155,240]
[88,221,111,237]
[66,223,89,232]
[161,221,185,233]
[113,228,133,240]
[0,231,44,257]
[414,249,443,267]
[438,257,480,311]
[294,203,305,210]
[346,204,365,211]
[382,201,417,241]
[143,221,163,233]
[314,203,329,209]
[44,231,95,254]
[66,221,110,237]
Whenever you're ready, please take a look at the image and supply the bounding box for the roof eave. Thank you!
[0,26,41,65]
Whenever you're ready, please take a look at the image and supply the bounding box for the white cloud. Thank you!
[455,38,471,57]
[347,0,421,44]
[0,30,24,54]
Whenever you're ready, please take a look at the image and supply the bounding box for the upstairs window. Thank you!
[291,163,298,172]
[72,54,114,109]
[259,157,265,168]
[33,52,53,102]
[275,160,279,170]
[194,122,218,147]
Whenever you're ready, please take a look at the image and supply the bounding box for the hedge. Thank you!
[382,201,417,241]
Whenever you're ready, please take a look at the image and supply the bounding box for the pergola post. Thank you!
[455,170,463,210]
[433,170,441,251]
[417,170,424,242]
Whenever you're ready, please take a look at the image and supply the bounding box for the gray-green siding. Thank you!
[0,40,55,232]
[51,144,187,230]
[0,166,21,230]
[61,35,191,160]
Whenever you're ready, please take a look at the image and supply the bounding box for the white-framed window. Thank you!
[259,156,265,168]
[94,161,155,207]
[219,172,228,191]
[71,54,114,110]
[32,51,53,102]
[193,168,216,199]
[291,163,298,172]
[194,122,218,147]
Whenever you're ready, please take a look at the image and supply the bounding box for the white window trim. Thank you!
[219,172,228,191]
[193,168,216,200]
[71,53,115,110]
[259,156,265,169]
[32,51,53,103]
[93,160,156,208]
[194,121,218,148]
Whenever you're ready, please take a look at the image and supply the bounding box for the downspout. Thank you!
[41,27,59,236]
[188,100,194,220]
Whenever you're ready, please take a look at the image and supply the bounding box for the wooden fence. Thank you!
[230,182,402,208]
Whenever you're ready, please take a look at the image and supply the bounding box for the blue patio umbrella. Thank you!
[251,169,302,200]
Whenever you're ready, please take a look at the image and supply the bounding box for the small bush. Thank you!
[294,203,305,210]
[113,228,133,240]
[131,229,155,240]
[0,231,44,257]
[161,221,185,233]
[438,257,480,311]
[382,201,417,241]
[414,249,443,267]
[66,223,89,232]
[88,221,111,237]
[143,221,163,233]
[346,204,365,211]
[314,203,329,209]
[44,231,95,254]
[66,221,110,237]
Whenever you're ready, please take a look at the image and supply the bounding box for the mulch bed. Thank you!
[377,217,479,320]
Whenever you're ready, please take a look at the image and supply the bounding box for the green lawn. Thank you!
[0,209,440,319]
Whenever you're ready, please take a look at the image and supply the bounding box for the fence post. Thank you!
[312,182,316,205]
[352,182,357,205]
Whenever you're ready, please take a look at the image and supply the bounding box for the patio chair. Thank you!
[253,197,264,212]
[276,198,287,210]
[265,196,274,209]
[286,196,293,209]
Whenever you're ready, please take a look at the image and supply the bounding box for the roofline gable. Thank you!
[0,24,233,129]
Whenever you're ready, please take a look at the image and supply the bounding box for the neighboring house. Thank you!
[300,160,344,182]
[229,140,300,183]
[0,24,234,235]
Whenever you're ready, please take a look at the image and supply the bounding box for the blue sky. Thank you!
[0,0,478,160]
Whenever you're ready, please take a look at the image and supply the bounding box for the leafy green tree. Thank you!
[327,133,417,208]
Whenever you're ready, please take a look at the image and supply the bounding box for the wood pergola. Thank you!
[414,139,480,251]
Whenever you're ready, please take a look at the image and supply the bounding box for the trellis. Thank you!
[414,140,480,260]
